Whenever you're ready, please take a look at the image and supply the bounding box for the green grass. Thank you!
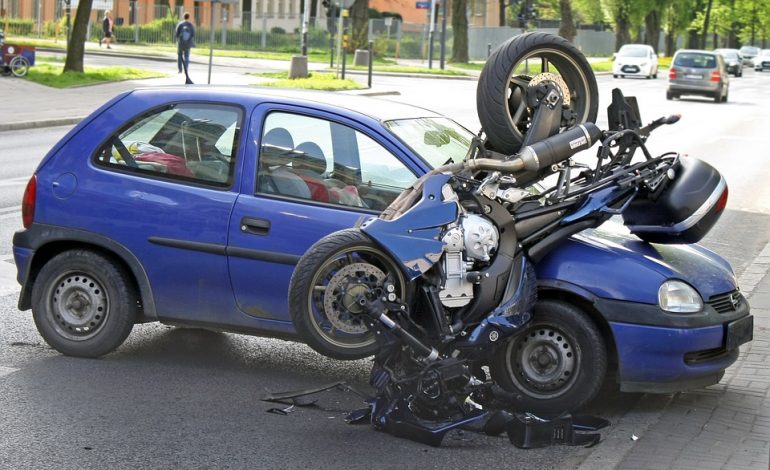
[252,71,364,91]
[447,62,484,71]
[590,59,614,72]
[24,63,166,88]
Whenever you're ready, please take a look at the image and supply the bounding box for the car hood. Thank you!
[536,220,736,304]
[615,57,651,65]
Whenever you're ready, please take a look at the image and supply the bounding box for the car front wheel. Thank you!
[31,249,138,358]
[490,299,607,413]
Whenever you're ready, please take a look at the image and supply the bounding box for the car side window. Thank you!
[95,103,242,187]
[257,111,416,212]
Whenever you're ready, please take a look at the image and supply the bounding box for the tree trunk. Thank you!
[558,0,576,43]
[665,32,675,57]
[64,0,93,73]
[499,0,506,26]
[614,3,630,51]
[349,0,369,52]
[645,11,660,52]
[701,0,713,49]
[451,0,468,63]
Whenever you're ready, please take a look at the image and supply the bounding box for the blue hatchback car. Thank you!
[13,87,751,410]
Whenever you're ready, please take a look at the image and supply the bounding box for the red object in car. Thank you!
[668,68,677,80]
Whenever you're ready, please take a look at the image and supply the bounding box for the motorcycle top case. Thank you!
[621,157,727,244]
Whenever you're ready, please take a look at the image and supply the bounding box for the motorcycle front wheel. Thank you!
[289,228,408,360]
[477,32,599,155]
[490,299,607,413]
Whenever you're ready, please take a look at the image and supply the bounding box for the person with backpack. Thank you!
[175,13,195,74]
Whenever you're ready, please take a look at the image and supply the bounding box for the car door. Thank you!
[227,104,422,322]
[89,101,244,322]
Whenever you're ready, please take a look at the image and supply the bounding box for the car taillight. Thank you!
[710,70,721,82]
[669,68,677,80]
[22,175,36,229]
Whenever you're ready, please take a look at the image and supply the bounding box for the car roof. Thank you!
[674,49,718,56]
[126,86,443,123]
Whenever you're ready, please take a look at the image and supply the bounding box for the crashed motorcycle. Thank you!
[287,33,728,445]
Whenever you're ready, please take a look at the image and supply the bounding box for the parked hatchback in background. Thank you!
[668,50,729,102]
[739,45,760,67]
[714,48,743,77]
[613,44,658,79]
[754,49,770,71]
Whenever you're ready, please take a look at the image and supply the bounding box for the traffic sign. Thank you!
[416,1,430,8]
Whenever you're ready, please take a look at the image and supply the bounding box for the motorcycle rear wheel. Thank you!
[477,32,599,155]
[490,299,607,413]
[289,228,408,360]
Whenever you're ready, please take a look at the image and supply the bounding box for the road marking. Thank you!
[0,177,29,187]
[0,366,20,378]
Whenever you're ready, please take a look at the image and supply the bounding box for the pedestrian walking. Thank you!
[175,13,195,75]
[100,10,113,49]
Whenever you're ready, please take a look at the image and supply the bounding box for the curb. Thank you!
[0,117,85,132]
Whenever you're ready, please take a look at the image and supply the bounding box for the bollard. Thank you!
[368,40,373,88]
[289,55,309,79]
[487,43,492,58]
[342,46,347,79]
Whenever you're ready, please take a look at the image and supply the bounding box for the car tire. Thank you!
[652,72,657,79]
[288,228,408,360]
[713,91,721,103]
[613,74,618,78]
[490,300,607,413]
[666,91,674,100]
[722,91,729,103]
[31,249,138,358]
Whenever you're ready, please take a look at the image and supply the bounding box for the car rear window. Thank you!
[674,53,717,69]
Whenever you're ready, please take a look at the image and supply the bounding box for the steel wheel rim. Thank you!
[307,245,406,350]
[47,271,109,341]
[503,48,593,141]
[505,323,579,399]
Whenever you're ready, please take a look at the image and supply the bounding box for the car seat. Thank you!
[294,141,331,203]
[259,128,311,199]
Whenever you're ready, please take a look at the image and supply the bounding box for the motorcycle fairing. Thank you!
[362,174,458,280]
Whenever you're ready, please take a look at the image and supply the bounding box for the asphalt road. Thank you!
[1,67,769,468]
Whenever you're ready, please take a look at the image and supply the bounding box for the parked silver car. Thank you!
[667,50,729,103]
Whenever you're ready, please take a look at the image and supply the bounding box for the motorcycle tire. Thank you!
[477,32,599,155]
[490,299,607,413]
[288,228,408,360]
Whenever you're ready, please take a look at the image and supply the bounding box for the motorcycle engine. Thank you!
[439,214,499,307]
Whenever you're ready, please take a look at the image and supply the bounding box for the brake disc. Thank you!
[323,263,387,334]
[528,72,571,107]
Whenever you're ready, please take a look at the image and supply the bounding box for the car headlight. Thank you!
[658,280,703,313]
[640,62,648,67]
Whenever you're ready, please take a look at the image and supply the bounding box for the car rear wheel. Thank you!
[666,91,674,100]
[490,299,607,413]
[31,249,138,358]
[713,91,721,103]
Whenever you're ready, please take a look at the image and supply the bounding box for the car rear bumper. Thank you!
[668,81,721,96]
[610,316,752,393]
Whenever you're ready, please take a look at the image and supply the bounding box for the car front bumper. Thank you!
[595,294,751,393]
[614,64,653,76]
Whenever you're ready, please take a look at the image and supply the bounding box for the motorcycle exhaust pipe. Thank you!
[466,123,601,174]
[518,123,602,171]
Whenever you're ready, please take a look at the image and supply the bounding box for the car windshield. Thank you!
[618,46,648,58]
[674,52,717,69]
[383,117,475,168]
[740,46,759,55]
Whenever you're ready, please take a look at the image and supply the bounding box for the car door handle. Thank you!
[241,217,271,235]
